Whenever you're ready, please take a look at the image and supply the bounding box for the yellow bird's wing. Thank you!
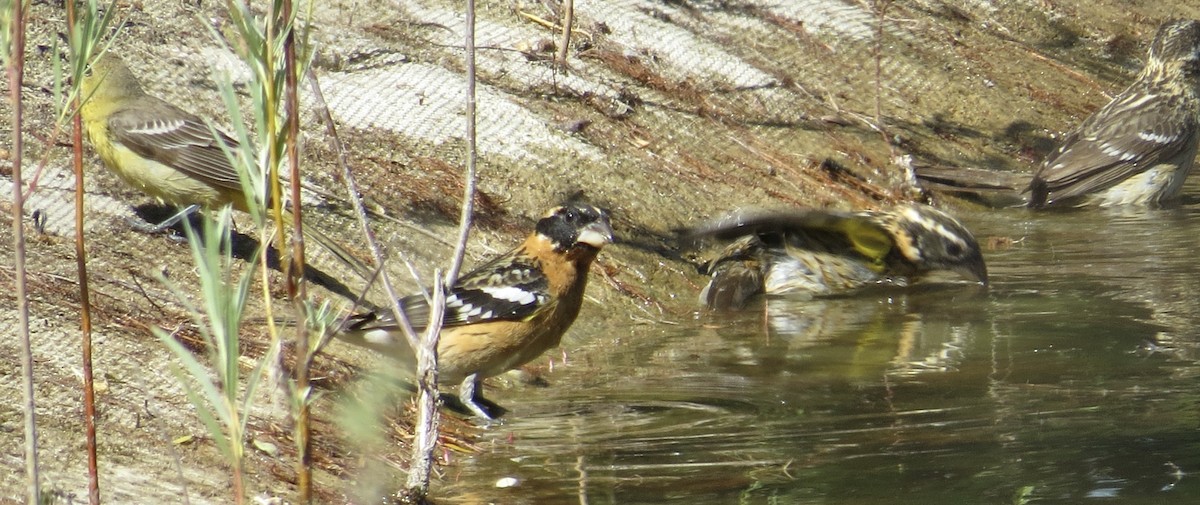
[106,100,245,193]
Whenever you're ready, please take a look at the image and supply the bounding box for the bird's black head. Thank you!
[883,205,988,286]
[536,203,615,253]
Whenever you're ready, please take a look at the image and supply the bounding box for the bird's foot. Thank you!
[128,204,201,241]
[452,375,507,421]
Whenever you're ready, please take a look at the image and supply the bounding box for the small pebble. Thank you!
[253,439,279,457]
[495,477,519,488]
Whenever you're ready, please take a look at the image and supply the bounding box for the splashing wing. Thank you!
[834,218,894,269]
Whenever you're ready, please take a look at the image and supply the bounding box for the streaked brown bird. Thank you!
[1028,19,1200,208]
[915,20,1200,209]
[336,203,614,419]
[682,204,987,310]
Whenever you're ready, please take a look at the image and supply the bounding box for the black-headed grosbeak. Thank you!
[336,203,614,419]
[1027,19,1200,208]
[682,204,987,310]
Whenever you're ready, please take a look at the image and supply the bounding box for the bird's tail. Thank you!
[914,165,1030,207]
[302,224,374,281]
[261,210,381,307]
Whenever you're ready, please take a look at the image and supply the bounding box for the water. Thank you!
[435,205,1200,504]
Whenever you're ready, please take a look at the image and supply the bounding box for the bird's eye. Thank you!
[946,243,963,257]
[563,208,579,221]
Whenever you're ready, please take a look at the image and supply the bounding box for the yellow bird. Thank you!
[79,52,371,286]
[81,52,252,223]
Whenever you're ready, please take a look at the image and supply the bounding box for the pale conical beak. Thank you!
[956,259,989,287]
[578,219,615,248]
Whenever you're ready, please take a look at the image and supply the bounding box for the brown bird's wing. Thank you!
[1028,90,1197,204]
[680,208,860,243]
[106,100,245,192]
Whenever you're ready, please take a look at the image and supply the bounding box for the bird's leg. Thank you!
[129,204,201,234]
[458,374,505,420]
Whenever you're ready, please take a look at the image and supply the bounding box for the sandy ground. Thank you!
[3,0,1200,502]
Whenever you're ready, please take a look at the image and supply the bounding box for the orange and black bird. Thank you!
[1028,19,1200,207]
[336,203,614,419]
[682,204,987,310]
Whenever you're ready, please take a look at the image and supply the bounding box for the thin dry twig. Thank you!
[404,0,485,494]
[517,9,591,41]
[871,0,895,158]
[555,0,574,68]
[64,2,101,502]
[7,2,41,502]
[279,0,313,501]
[302,69,412,334]
[302,42,433,502]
